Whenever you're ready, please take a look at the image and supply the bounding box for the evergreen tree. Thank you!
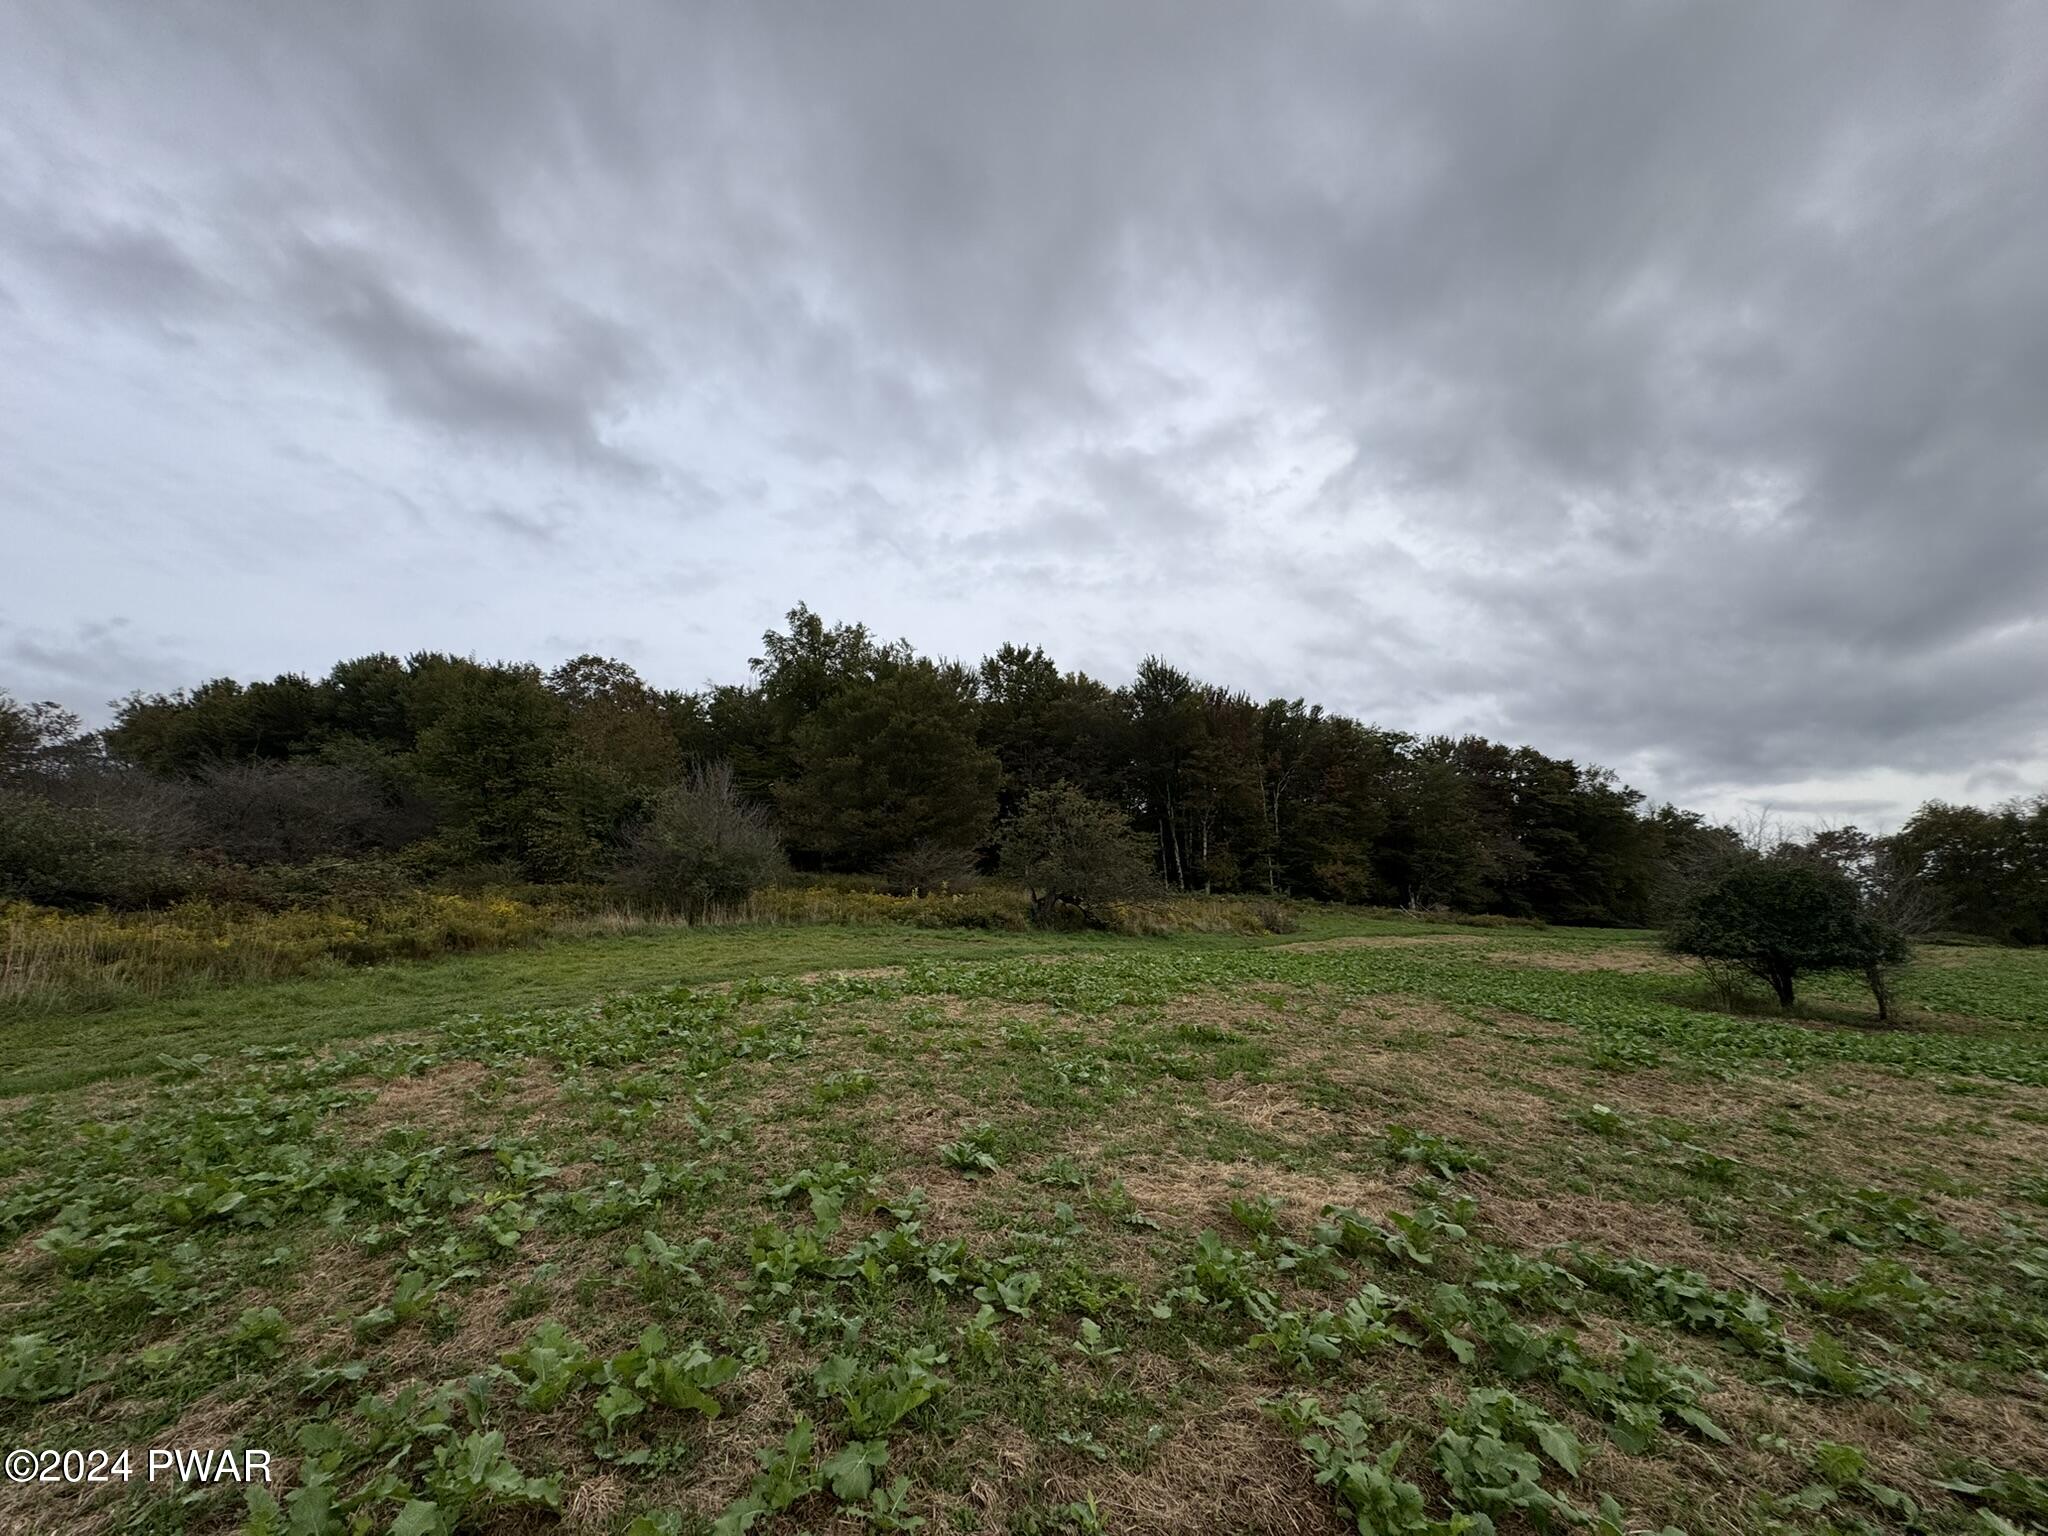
[777,660,1000,868]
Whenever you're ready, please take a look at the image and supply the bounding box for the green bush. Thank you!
[1667,858,1908,1009]
[612,762,786,917]
[0,789,195,909]
[998,783,1155,927]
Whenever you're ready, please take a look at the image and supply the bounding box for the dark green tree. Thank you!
[527,656,684,878]
[1893,797,2048,946]
[777,660,999,869]
[1,692,87,780]
[411,663,566,871]
[1125,658,1202,888]
[745,604,912,797]
[1666,858,1910,1010]
[976,644,1127,813]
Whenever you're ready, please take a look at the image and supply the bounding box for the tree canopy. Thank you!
[1666,858,1910,1007]
[3,609,2039,945]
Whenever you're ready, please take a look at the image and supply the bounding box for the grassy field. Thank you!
[2,917,2044,1535]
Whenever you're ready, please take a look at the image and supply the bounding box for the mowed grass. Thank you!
[2,919,2045,1535]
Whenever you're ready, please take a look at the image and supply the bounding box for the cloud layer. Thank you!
[4,1,2043,823]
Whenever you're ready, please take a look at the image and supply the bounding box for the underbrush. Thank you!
[575,885,1307,937]
[0,887,1312,1014]
[0,895,559,1012]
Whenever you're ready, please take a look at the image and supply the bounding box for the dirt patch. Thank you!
[563,1472,629,1530]
[685,1357,807,1518]
[344,1059,499,1133]
[1575,1061,2048,1220]
[369,1057,573,1138]
[909,1168,1019,1235]
[793,965,908,985]
[1282,999,1581,1137]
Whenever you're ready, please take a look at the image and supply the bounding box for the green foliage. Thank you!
[1896,795,2048,946]
[0,1332,100,1403]
[5,909,2045,1536]
[1384,1124,1491,1178]
[0,788,195,908]
[1783,1257,1946,1330]
[1762,1441,1922,1527]
[612,761,786,916]
[812,1346,949,1436]
[710,1413,925,1535]
[1667,858,1910,1008]
[881,840,982,896]
[1271,1394,1485,1535]
[778,659,1000,868]
[1799,1186,1964,1254]
[937,1127,1002,1176]
[1933,1465,2048,1530]
[1433,1388,1589,1531]
[411,661,568,872]
[34,612,2046,937]
[500,1320,592,1410]
[998,782,1155,925]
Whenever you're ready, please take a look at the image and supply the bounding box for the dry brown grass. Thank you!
[1042,1384,1347,1535]
[1479,1191,1787,1293]
[1110,1154,1407,1228]
[1483,945,1690,976]
[1271,934,1483,954]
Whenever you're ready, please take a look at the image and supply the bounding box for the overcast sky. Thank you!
[3,3,2043,826]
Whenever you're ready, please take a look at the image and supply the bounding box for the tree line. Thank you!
[3,604,2041,942]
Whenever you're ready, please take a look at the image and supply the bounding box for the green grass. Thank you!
[0,907,1422,1097]
[2,918,2044,1535]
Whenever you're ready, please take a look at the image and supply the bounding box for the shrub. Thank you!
[1666,858,1909,1010]
[189,854,418,911]
[184,758,427,865]
[1247,899,1302,935]
[0,789,194,909]
[881,841,982,896]
[997,783,1155,927]
[741,884,1028,930]
[612,762,786,917]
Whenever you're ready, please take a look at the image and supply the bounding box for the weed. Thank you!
[1385,1124,1492,1179]
[937,1127,1002,1176]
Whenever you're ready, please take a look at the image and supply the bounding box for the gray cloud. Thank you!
[1,618,188,707]
[0,207,217,327]
[278,239,655,477]
[1,0,2043,821]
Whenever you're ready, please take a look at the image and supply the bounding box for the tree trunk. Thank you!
[1264,767,1279,894]
[1769,968,1795,1008]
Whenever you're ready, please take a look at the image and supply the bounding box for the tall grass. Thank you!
[567,886,1308,935]
[0,896,554,1013]
[0,884,1319,1014]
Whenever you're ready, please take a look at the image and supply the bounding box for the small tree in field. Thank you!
[1806,826,1934,1021]
[998,783,1152,926]
[613,762,785,917]
[881,840,981,896]
[1666,858,1908,1012]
